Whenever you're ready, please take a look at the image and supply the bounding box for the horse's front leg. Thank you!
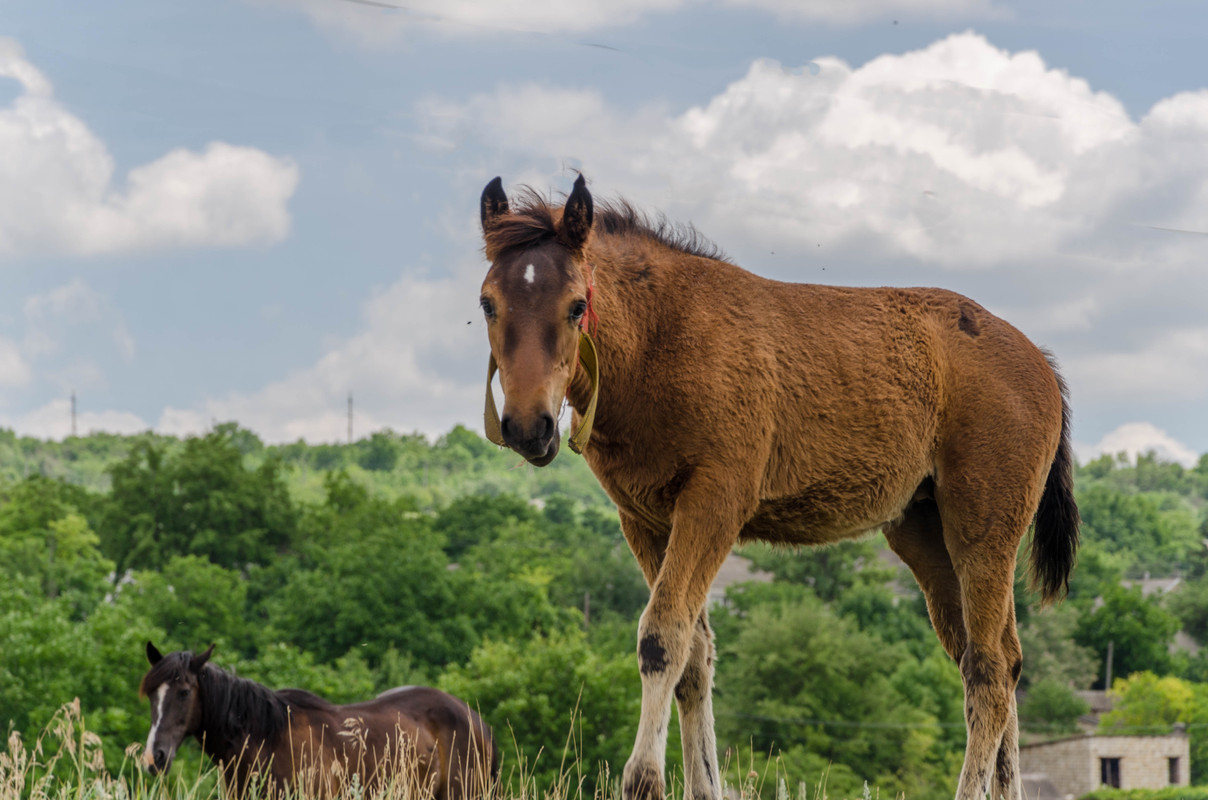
[675,610,721,800]
[622,477,747,800]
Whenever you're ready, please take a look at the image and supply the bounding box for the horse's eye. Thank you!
[480,298,496,319]
[177,689,190,699]
[570,300,588,322]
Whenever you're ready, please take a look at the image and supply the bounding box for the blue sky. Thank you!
[3,0,1208,465]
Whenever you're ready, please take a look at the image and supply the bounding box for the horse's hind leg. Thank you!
[939,478,1036,800]
[884,496,966,663]
[888,475,1030,800]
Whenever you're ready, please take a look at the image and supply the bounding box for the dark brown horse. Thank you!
[140,643,498,799]
[477,176,1079,800]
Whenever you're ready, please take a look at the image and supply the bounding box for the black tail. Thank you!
[1031,358,1081,604]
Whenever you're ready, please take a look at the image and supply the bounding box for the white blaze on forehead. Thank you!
[144,683,168,766]
[523,263,536,285]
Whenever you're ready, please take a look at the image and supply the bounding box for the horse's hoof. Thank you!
[622,762,664,800]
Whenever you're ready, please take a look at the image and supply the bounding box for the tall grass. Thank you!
[1,701,877,800]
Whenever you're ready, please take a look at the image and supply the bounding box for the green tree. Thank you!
[0,476,111,612]
[0,578,162,767]
[1018,603,1099,689]
[100,431,298,573]
[1075,585,1180,687]
[439,630,642,793]
[740,539,890,603]
[118,555,252,654]
[1076,484,1199,577]
[1018,678,1090,735]
[712,588,961,797]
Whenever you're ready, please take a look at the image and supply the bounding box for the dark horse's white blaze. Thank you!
[478,176,1079,800]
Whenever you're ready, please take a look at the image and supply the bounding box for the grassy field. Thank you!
[1,701,879,800]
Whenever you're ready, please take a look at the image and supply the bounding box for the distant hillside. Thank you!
[0,423,612,510]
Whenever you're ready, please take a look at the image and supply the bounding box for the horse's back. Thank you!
[696,279,1061,544]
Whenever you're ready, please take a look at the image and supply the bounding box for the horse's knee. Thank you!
[961,645,1013,736]
[638,633,669,676]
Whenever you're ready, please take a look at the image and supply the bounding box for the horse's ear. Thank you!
[480,176,509,231]
[147,641,163,665]
[561,174,593,252]
[190,644,215,672]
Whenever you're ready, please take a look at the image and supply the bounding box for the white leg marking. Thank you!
[144,684,168,766]
[523,263,536,284]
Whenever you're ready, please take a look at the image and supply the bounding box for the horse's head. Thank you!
[139,641,212,775]
[479,175,597,466]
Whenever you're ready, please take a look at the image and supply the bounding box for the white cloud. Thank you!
[1068,327,1208,402]
[1079,422,1200,469]
[0,338,31,388]
[254,0,683,45]
[429,32,1166,268]
[19,279,136,377]
[1,398,149,440]
[0,38,299,259]
[158,260,489,442]
[256,0,1000,45]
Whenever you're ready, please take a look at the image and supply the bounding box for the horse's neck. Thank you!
[195,670,281,763]
[567,248,656,433]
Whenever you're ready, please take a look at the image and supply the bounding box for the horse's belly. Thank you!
[741,483,912,546]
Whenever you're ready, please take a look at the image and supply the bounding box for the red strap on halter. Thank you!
[580,268,599,336]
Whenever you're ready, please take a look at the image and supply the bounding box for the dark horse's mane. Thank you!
[483,186,729,263]
[140,651,332,747]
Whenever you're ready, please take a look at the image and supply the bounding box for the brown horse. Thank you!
[477,176,1079,800]
[140,643,498,799]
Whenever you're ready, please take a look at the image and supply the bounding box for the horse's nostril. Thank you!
[154,749,167,768]
[500,415,515,442]
[539,413,555,441]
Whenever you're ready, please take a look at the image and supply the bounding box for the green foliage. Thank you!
[1018,604,1099,690]
[1080,789,1208,800]
[739,539,890,603]
[226,643,378,705]
[439,630,643,794]
[711,587,961,799]
[0,476,112,614]
[263,508,474,667]
[1018,678,1090,734]
[1169,576,1208,644]
[99,431,298,573]
[1075,585,1180,687]
[118,556,252,654]
[1074,482,1200,579]
[0,579,162,767]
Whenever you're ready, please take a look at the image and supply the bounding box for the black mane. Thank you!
[483,187,728,263]
[197,664,291,747]
[142,650,327,749]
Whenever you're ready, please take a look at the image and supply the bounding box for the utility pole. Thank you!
[347,392,353,444]
[70,390,77,437]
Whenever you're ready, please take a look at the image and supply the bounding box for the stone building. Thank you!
[1020,731,1189,799]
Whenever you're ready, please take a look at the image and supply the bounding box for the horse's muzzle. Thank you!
[501,413,559,465]
[146,747,172,775]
